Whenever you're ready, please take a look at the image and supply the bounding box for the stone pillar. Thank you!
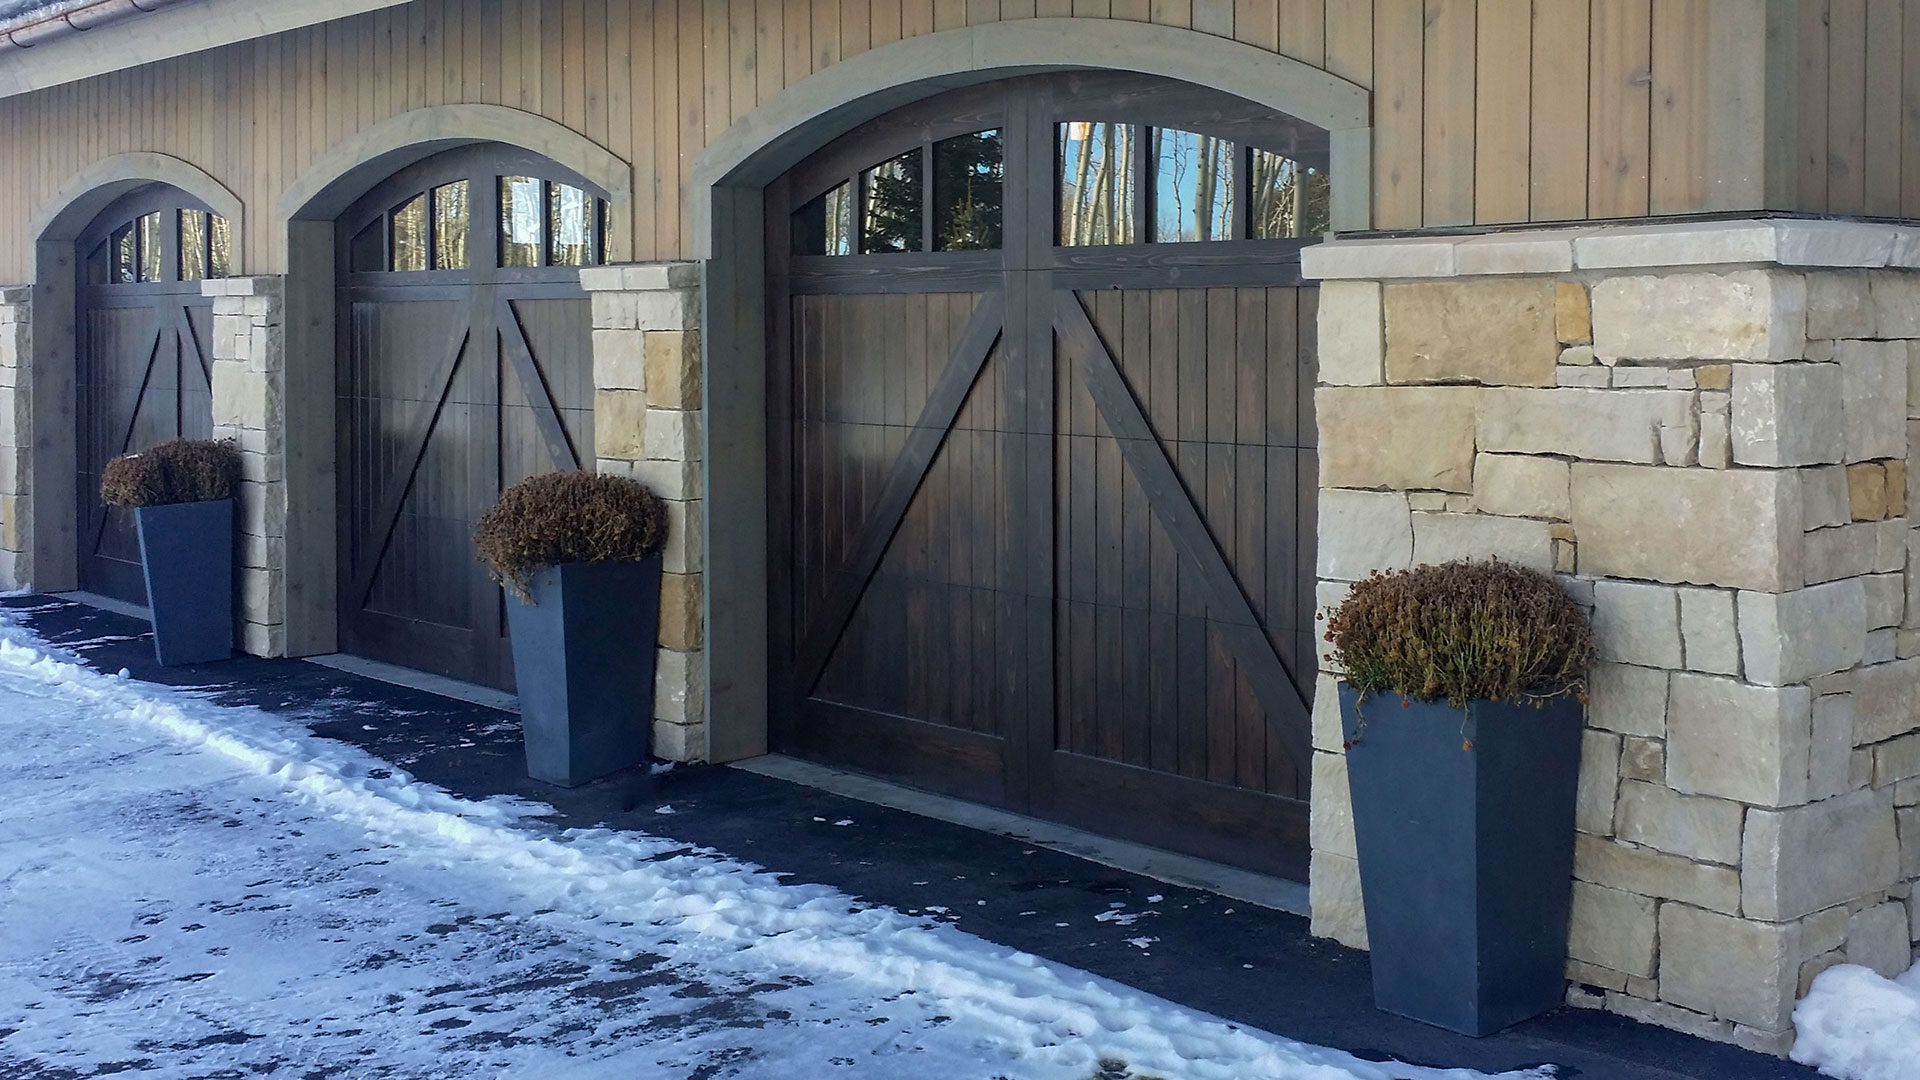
[1304,221,1920,1055]
[580,262,707,762]
[0,286,29,590]
[204,277,288,658]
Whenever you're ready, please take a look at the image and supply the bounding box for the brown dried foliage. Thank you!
[1324,559,1593,708]
[472,470,669,600]
[99,438,241,509]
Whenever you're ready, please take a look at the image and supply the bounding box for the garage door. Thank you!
[76,187,232,604]
[767,74,1327,879]
[336,147,602,689]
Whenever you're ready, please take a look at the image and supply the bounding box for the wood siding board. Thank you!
[1650,0,1710,213]
[1588,0,1654,218]
[1324,0,1370,86]
[1865,0,1904,215]
[1906,0,1920,214]
[1474,0,1531,223]
[1373,0,1425,228]
[842,0,873,57]
[1829,0,1868,212]
[1149,0,1192,28]
[1277,0,1325,66]
[1234,0,1276,49]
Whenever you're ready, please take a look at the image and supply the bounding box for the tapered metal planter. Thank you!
[504,557,662,787]
[1338,682,1584,1037]
[134,498,234,666]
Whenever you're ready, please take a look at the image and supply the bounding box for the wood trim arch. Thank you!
[32,152,244,259]
[277,103,634,262]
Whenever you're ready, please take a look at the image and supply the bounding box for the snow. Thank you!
[1793,961,1920,1080]
[0,614,1556,1080]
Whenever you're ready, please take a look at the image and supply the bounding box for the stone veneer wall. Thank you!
[205,277,288,657]
[580,262,708,762]
[1304,221,1920,1055]
[0,286,28,589]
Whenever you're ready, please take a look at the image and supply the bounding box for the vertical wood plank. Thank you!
[1588,0,1653,218]
[1474,0,1531,223]
[842,0,873,57]
[1865,0,1903,215]
[1234,0,1276,50]
[1423,0,1478,225]
[1192,0,1233,37]
[1324,0,1370,85]
[679,0,704,256]
[1372,0,1425,228]
[583,0,609,144]
[1904,0,1920,214]
[1828,0,1867,213]
[814,0,842,69]
[1149,0,1193,28]
[937,0,970,28]
[1278,0,1325,65]
[1649,0,1709,213]
[970,0,1005,24]
[704,0,731,142]
[871,0,904,43]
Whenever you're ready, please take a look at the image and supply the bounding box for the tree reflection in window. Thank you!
[137,212,165,283]
[934,130,1003,252]
[1153,129,1234,243]
[549,182,593,266]
[1249,149,1331,239]
[391,195,429,272]
[860,150,923,254]
[1058,123,1138,246]
[793,182,853,256]
[180,210,208,281]
[432,181,469,270]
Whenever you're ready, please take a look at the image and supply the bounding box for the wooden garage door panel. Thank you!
[499,297,593,484]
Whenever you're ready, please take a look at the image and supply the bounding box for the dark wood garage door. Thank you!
[336,147,604,689]
[767,74,1327,880]
[76,187,233,604]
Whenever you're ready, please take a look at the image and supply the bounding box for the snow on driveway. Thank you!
[0,617,1552,1080]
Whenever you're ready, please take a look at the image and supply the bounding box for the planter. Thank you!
[1339,682,1584,1037]
[134,498,234,666]
[504,556,663,787]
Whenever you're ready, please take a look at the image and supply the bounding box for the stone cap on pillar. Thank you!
[579,262,701,293]
[1303,219,1920,281]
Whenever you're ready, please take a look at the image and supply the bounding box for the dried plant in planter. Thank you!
[473,471,668,600]
[1325,559,1593,708]
[99,438,241,509]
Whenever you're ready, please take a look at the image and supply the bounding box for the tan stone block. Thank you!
[1310,751,1357,859]
[660,498,703,575]
[1317,489,1411,581]
[1867,572,1906,629]
[1605,992,1733,1044]
[1383,279,1557,386]
[1591,270,1807,363]
[1848,902,1913,978]
[1742,787,1901,921]
[593,389,649,461]
[1410,512,1554,573]
[1568,881,1656,977]
[1668,673,1811,808]
[240,620,287,659]
[1807,271,1876,340]
[1737,580,1867,686]
[644,331,702,409]
[1838,339,1910,462]
[632,455,704,501]
[592,328,647,390]
[1317,386,1478,492]
[634,288,700,332]
[1853,658,1920,744]
[1567,959,1630,993]
[642,407,703,463]
[1571,464,1804,591]
[658,572,704,651]
[1677,587,1740,675]
[1577,728,1622,836]
[1804,465,1853,529]
[1876,732,1920,787]
[1593,579,1683,668]
[1471,453,1570,519]
[1613,366,1671,389]
[1613,780,1744,864]
[1658,904,1800,1031]
[1697,364,1732,391]
[1731,362,1844,466]
[1557,367,1610,387]
[652,647,706,726]
[1849,463,1891,520]
[1309,849,1368,950]
[1804,522,1877,584]
[1317,280,1384,386]
[1588,662,1669,738]
[1812,694,1857,800]
[1878,517,1909,572]
[651,719,705,762]
[1479,388,1694,465]
[1621,736,1666,783]
[1556,282,1592,345]
[239,566,284,625]
[590,291,640,330]
[1574,833,1741,914]
[1561,345,1597,366]
[1312,672,1343,752]
[1871,270,1920,337]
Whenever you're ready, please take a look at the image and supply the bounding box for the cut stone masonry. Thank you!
[0,286,28,590]
[1305,219,1920,1056]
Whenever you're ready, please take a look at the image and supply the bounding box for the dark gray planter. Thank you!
[504,556,663,787]
[134,498,234,666]
[1338,682,1584,1037]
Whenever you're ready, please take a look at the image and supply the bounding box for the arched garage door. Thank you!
[76,186,234,604]
[336,147,605,689]
[767,73,1326,879]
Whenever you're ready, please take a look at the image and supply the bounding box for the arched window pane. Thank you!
[1249,150,1331,239]
[933,130,1003,252]
[500,175,543,268]
[1058,122,1137,246]
[137,211,165,282]
[1152,129,1234,243]
[433,181,469,270]
[210,214,234,278]
[549,182,591,266]
[860,150,923,254]
[391,195,428,272]
[793,182,853,256]
[112,224,136,284]
[180,210,208,282]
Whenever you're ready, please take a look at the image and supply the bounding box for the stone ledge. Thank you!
[1302,219,1920,281]
[579,262,702,293]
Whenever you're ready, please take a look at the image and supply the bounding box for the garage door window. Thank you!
[92,208,234,286]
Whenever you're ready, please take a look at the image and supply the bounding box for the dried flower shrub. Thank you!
[472,470,668,600]
[1324,559,1593,708]
[99,438,241,508]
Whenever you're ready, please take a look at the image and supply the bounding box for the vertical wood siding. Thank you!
[0,0,1809,283]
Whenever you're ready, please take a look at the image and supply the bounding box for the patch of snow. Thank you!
[1147,894,1164,903]
[1096,909,1157,927]
[653,804,676,815]
[833,819,853,826]
[1793,961,1920,1080]
[1125,938,1158,951]
[0,615,1556,1080]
